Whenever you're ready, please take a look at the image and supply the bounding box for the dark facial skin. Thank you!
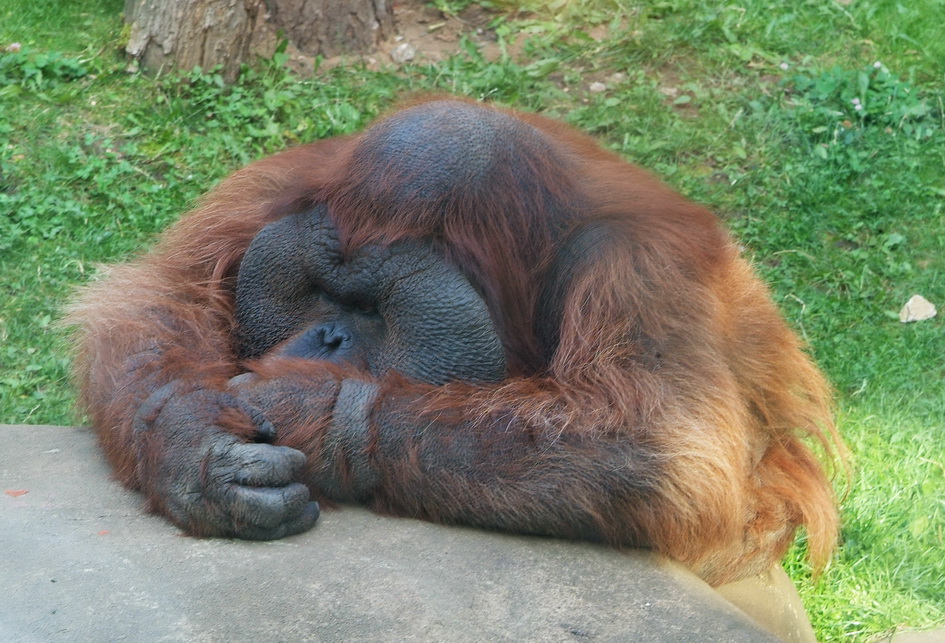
[235,205,507,385]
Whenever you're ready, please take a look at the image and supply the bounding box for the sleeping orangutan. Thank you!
[68,97,842,586]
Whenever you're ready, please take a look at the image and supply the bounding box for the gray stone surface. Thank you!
[1,424,784,642]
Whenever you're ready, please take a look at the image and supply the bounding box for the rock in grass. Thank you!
[898,294,937,323]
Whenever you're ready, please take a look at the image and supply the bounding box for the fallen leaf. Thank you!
[5,489,28,497]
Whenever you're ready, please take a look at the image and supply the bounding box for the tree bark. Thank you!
[124,0,394,82]
[269,0,393,58]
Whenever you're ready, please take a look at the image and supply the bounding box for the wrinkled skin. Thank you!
[235,204,506,384]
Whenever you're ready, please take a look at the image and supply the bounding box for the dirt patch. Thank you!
[273,1,516,74]
[376,1,503,64]
[267,2,629,101]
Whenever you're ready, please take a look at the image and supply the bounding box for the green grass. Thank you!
[1,1,943,639]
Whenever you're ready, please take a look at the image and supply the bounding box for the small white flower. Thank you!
[854,104,863,111]
[779,62,789,71]
[852,97,861,105]
[873,61,882,69]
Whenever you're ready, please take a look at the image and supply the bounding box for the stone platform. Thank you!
[1,424,816,641]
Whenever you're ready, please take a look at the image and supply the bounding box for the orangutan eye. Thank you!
[346,298,376,315]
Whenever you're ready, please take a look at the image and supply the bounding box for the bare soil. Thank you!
[271,1,516,74]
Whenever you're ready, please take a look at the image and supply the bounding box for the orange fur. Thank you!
[68,97,842,586]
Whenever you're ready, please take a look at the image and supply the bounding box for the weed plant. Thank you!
[1,0,943,639]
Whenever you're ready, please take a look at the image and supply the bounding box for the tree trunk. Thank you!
[124,0,394,82]
[269,0,393,59]
[125,0,263,81]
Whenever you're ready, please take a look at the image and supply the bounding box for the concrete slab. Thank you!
[887,629,945,642]
[1,424,793,641]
